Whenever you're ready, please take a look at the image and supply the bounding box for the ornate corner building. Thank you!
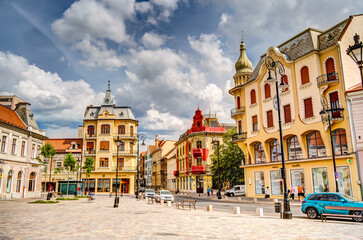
[229,15,363,200]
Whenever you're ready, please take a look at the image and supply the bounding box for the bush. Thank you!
[75,196,88,198]
[56,197,79,200]
[28,200,59,204]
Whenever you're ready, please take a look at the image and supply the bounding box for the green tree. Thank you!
[83,157,94,191]
[64,152,77,196]
[211,127,245,189]
[36,142,56,192]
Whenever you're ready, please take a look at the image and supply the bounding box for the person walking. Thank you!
[207,186,210,197]
[265,186,270,198]
[290,186,295,201]
[297,185,303,200]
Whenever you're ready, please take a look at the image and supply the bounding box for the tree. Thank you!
[36,142,56,192]
[83,157,94,191]
[64,152,77,196]
[211,127,245,189]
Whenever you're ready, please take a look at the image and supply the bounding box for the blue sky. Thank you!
[0,0,362,145]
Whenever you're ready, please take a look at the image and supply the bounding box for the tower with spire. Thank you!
[102,80,113,106]
[234,33,253,86]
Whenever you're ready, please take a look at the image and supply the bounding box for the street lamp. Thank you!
[212,139,222,199]
[264,56,292,219]
[114,136,121,208]
[135,133,146,199]
[347,33,363,87]
[320,96,344,192]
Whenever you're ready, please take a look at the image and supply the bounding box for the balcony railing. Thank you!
[317,72,339,88]
[84,150,96,156]
[113,133,138,139]
[232,132,247,141]
[112,150,137,156]
[173,170,179,177]
[193,148,203,158]
[321,108,344,122]
[231,107,246,118]
[111,166,137,172]
[191,165,206,174]
[84,134,97,139]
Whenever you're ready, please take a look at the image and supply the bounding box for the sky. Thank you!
[0,0,362,146]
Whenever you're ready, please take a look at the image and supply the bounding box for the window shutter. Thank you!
[301,67,310,85]
[251,90,256,104]
[304,98,313,118]
[284,105,291,123]
[283,75,289,92]
[267,110,273,128]
[264,84,271,99]
[100,141,109,150]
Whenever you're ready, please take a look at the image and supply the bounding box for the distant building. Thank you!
[166,147,177,192]
[0,95,26,110]
[144,145,155,188]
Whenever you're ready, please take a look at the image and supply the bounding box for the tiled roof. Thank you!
[141,151,147,157]
[46,138,83,152]
[148,145,155,153]
[0,104,27,130]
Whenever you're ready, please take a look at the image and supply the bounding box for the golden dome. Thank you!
[235,37,253,74]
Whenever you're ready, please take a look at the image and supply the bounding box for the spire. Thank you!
[235,32,253,74]
[102,80,113,105]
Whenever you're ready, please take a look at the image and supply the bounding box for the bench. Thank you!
[321,206,363,222]
[176,199,197,210]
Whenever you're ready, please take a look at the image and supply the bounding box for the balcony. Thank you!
[173,170,179,177]
[321,108,344,123]
[84,134,96,139]
[111,166,137,172]
[193,148,203,158]
[317,72,339,91]
[84,150,96,156]
[232,132,247,142]
[191,165,206,174]
[113,133,138,140]
[112,150,137,157]
[231,107,246,118]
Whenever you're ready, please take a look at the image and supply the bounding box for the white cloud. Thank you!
[135,1,152,13]
[218,13,231,32]
[141,32,168,48]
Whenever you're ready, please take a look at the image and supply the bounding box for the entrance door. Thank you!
[196,176,204,193]
[121,178,129,193]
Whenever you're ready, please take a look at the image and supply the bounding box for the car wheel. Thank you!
[352,211,363,222]
[230,193,234,197]
[306,207,319,219]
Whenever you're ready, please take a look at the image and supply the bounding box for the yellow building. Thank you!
[229,15,363,200]
[175,108,225,193]
[82,81,138,195]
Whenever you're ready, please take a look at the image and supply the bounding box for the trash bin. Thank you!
[46,192,52,200]
[274,202,281,213]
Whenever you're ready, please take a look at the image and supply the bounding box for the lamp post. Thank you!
[114,136,121,208]
[212,139,222,199]
[264,56,292,219]
[347,33,363,87]
[135,133,146,199]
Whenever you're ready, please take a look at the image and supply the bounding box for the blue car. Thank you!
[301,192,363,222]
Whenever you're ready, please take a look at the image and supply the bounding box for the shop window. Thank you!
[251,89,256,104]
[269,139,281,162]
[28,172,36,191]
[16,171,22,192]
[312,167,329,193]
[337,166,352,196]
[270,170,283,195]
[264,84,271,99]
[101,124,110,134]
[118,125,125,134]
[287,136,303,160]
[307,131,326,158]
[290,169,305,194]
[97,178,110,192]
[332,129,348,155]
[254,143,266,163]
[84,178,95,192]
[284,104,291,123]
[301,66,310,85]
[304,98,313,118]
[254,171,265,195]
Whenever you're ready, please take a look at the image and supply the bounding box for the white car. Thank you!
[224,185,246,197]
[145,189,155,198]
[155,190,174,203]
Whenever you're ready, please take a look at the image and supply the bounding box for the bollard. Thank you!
[234,207,240,215]
[207,205,213,212]
[253,198,257,203]
[237,197,242,202]
[256,208,263,216]
[167,201,171,207]
[225,196,228,200]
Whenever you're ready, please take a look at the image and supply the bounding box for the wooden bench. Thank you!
[176,199,197,210]
[321,206,363,222]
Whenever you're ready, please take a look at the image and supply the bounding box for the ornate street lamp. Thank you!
[347,34,363,87]
[264,56,292,219]
[135,133,146,199]
[212,139,222,199]
[114,136,121,208]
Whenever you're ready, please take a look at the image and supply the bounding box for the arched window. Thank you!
[101,124,110,134]
[87,125,95,136]
[16,171,22,192]
[264,84,271,99]
[301,66,310,85]
[325,58,336,81]
[118,125,125,134]
[287,136,302,160]
[236,96,241,109]
[307,131,326,158]
[254,143,266,164]
[332,129,347,155]
[282,75,289,92]
[270,140,281,162]
[28,172,36,191]
[251,89,256,104]
[130,126,134,136]
[6,170,13,193]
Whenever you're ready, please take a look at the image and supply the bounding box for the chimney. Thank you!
[155,135,159,147]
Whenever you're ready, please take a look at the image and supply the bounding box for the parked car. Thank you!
[301,192,363,222]
[144,189,155,198]
[154,190,174,203]
[224,185,246,197]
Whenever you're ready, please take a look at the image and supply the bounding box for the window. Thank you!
[117,158,124,170]
[31,144,35,158]
[337,166,352,196]
[238,120,242,134]
[301,66,310,85]
[304,98,313,118]
[130,143,134,154]
[99,158,109,167]
[6,170,13,193]
[113,178,121,192]
[325,58,336,80]
[21,141,26,156]
[328,194,342,202]
[236,96,241,109]
[100,141,109,151]
[307,131,326,158]
[284,104,291,123]
[130,126,134,136]
[28,172,36,191]
[87,125,95,136]
[254,143,265,163]
[11,138,17,155]
[86,142,94,151]
[267,110,273,128]
[101,124,110,134]
[332,129,347,156]
[264,84,271,99]
[118,141,125,151]
[16,171,22,192]
[56,162,62,168]
[196,141,202,148]
[287,136,303,160]
[118,125,125,134]
[97,178,110,192]
[312,167,329,193]
[252,115,258,131]
[269,140,281,162]
[290,169,305,191]
[270,170,283,195]
[254,171,265,195]
[36,146,40,157]
[282,75,289,92]
[251,89,256,104]
[329,91,341,118]
[84,178,95,192]
[1,136,7,152]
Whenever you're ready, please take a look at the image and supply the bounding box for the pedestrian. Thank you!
[211,189,213,196]
[265,186,270,198]
[290,186,295,201]
[207,186,210,196]
[297,185,303,200]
